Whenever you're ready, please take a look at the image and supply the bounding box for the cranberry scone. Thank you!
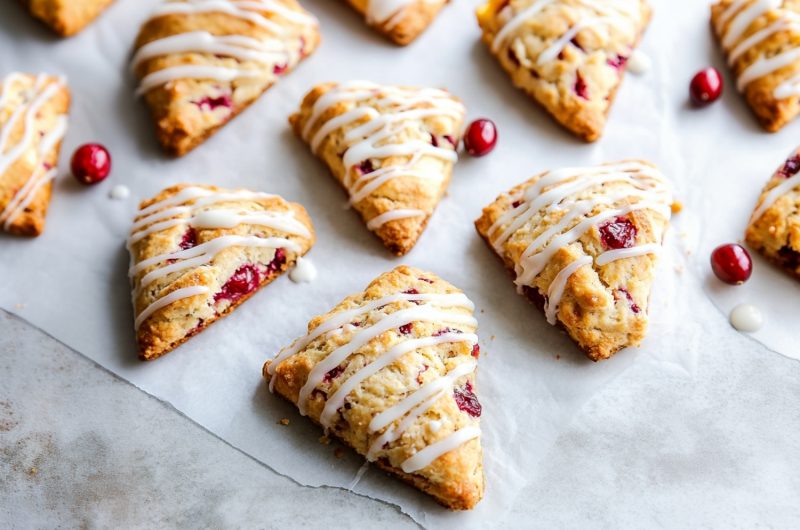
[129,184,315,360]
[712,1,800,132]
[289,81,466,256]
[0,73,70,237]
[132,0,320,156]
[23,0,115,36]
[475,161,673,361]
[264,266,483,509]
[745,148,800,279]
[476,0,651,142]
[346,0,449,45]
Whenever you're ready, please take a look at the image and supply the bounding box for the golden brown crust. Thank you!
[129,184,315,360]
[711,1,800,132]
[23,0,115,36]
[345,0,448,45]
[133,0,320,156]
[745,148,800,279]
[475,160,673,361]
[0,73,70,237]
[289,82,465,256]
[264,265,484,509]
[476,0,651,142]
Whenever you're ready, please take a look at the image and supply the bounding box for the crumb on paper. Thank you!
[671,201,683,214]
[14,303,24,310]
[277,418,290,426]
[674,264,684,274]
[555,354,561,360]
[319,434,331,445]
[491,334,496,341]
[28,467,37,476]
[334,447,345,459]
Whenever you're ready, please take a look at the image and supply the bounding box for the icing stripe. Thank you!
[400,426,481,473]
[135,286,211,330]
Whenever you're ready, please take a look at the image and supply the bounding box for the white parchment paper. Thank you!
[3,0,791,526]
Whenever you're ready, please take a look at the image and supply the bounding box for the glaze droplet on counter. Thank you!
[729,304,763,333]
[289,256,317,283]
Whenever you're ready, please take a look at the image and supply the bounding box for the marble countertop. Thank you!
[2,304,799,528]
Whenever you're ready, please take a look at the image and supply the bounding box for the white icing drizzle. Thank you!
[135,285,211,330]
[365,0,438,30]
[0,74,67,230]
[715,0,800,98]
[400,426,481,473]
[299,81,464,232]
[268,290,480,472]
[750,167,800,222]
[129,185,308,331]
[488,161,671,326]
[490,0,641,60]
[134,0,317,96]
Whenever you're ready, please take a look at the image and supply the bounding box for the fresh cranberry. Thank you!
[323,364,345,383]
[710,243,752,285]
[614,288,640,314]
[399,323,413,335]
[463,118,497,157]
[71,143,111,185]
[599,217,637,249]
[689,68,723,106]
[214,264,264,303]
[778,155,800,178]
[179,228,197,250]
[192,94,232,111]
[471,344,480,358]
[453,381,481,417]
[574,72,589,100]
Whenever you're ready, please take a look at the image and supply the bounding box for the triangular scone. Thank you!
[745,148,800,279]
[289,82,466,256]
[0,73,70,237]
[132,0,320,156]
[475,161,673,361]
[128,184,315,360]
[476,0,651,142]
[24,0,115,36]
[712,1,800,132]
[264,266,484,510]
[345,0,449,45]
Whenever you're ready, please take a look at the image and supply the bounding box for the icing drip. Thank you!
[715,0,800,98]
[133,0,318,95]
[268,290,480,472]
[129,186,308,330]
[0,74,67,230]
[488,161,671,325]
[288,256,316,283]
[299,81,464,232]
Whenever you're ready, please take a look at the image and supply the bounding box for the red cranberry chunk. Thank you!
[471,344,480,358]
[779,245,800,269]
[453,381,482,417]
[574,72,589,100]
[273,63,288,75]
[357,159,374,175]
[192,94,233,112]
[403,288,419,295]
[399,323,413,335]
[599,217,637,249]
[779,155,800,178]
[615,288,640,314]
[215,264,264,304]
[607,54,628,71]
[710,244,752,285]
[324,364,345,384]
[179,228,197,250]
[416,364,429,385]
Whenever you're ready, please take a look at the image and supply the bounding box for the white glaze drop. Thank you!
[289,256,316,283]
[109,185,130,200]
[729,303,763,332]
[626,49,651,74]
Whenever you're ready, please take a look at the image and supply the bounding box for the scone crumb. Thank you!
[14,303,24,310]
[28,467,38,476]
[334,447,345,459]
[671,201,683,214]
[278,418,290,426]
[318,434,331,445]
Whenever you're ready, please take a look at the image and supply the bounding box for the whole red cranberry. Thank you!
[71,143,111,185]
[690,68,723,106]
[710,243,752,285]
[463,118,497,157]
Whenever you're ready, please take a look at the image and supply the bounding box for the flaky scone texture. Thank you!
[346,0,448,45]
[23,0,115,36]
[476,0,651,142]
[475,160,673,361]
[133,0,320,156]
[289,81,465,256]
[129,184,315,360]
[0,73,70,237]
[264,266,484,510]
[746,148,800,279]
[712,1,800,132]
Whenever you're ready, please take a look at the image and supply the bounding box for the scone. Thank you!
[745,147,800,279]
[476,0,651,142]
[289,81,466,256]
[264,266,483,509]
[712,1,800,132]
[345,0,449,45]
[132,0,320,156]
[23,0,115,36]
[128,184,315,360]
[475,160,674,361]
[0,73,70,237]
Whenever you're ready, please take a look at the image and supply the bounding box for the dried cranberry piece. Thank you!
[574,72,589,100]
[599,217,637,249]
[453,381,482,417]
[179,228,197,250]
[324,364,345,383]
[779,155,800,178]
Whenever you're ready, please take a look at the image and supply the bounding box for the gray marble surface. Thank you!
[2,305,800,529]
